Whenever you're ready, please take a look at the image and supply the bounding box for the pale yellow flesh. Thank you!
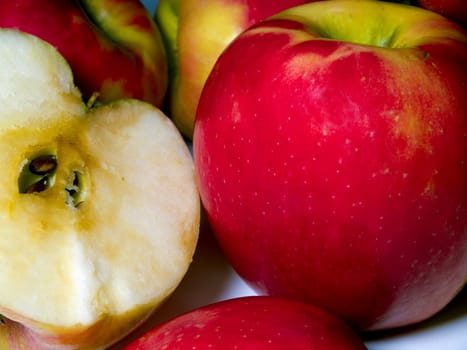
[0,29,199,349]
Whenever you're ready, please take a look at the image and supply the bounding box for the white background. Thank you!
[112,1,467,349]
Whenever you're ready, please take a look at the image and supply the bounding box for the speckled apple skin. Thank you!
[194,1,467,331]
[160,0,316,138]
[124,296,368,349]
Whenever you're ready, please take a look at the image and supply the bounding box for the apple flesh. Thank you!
[0,29,199,349]
[0,0,168,107]
[193,0,467,331]
[155,0,317,138]
[123,296,368,349]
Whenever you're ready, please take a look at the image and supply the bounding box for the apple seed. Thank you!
[25,176,50,194]
[29,154,57,175]
[18,154,57,194]
[65,170,86,208]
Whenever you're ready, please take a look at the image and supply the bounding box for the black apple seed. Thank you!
[29,155,57,175]
[25,176,49,193]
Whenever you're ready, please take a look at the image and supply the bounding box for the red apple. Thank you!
[193,0,467,331]
[417,0,467,25]
[155,0,317,138]
[0,0,168,107]
[123,296,368,349]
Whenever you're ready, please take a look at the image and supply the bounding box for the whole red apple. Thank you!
[123,296,368,349]
[417,0,467,25]
[0,0,168,106]
[193,0,467,331]
[155,0,317,138]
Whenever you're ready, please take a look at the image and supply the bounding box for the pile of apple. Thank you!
[154,0,467,140]
[0,0,465,349]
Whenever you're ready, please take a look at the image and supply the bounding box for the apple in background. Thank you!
[155,0,318,139]
[417,0,467,26]
[0,29,199,349]
[0,0,168,107]
[123,296,368,349]
[194,0,467,331]
[155,0,179,85]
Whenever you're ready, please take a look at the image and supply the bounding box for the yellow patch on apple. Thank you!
[173,0,247,137]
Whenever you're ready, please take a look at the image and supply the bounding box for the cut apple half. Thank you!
[0,29,200,349]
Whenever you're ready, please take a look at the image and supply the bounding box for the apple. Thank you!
[123,296,368,349]
[155,0,318,139]
[193,0,467,331]
[155,0,179,82]
[0,0,168,107]
[0,29,199,349]
[416,0,467,26]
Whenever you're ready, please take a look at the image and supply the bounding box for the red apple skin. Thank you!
[417,0,467,25]
[123,296,368,350]
[158,0,317,138]
[0,0,167,106]
[193,2,467,331]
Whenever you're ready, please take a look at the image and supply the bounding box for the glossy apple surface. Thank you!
[417,0,467,25]
[194,0,467,331]
[155,0,316,138]
[0,0,168,107]
[124,296,368,349]
[0,29,199,349]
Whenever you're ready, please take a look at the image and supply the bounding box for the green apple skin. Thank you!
[0,0,168,107]
[417,0,467,26]
[123,296,368,350]
[194,0,467,331]
[155,0,179,83]
[155,0,317,139]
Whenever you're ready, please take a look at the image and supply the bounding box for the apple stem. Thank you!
[86,92,100,109]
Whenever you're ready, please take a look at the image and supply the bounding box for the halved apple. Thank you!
[0,29,200,349]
